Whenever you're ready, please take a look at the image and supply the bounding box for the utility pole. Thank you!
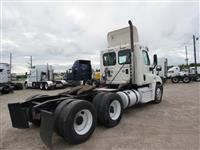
[193,35,197,75]
[185,46,189,69]
[30,56,32,69]
[10,53,12,81]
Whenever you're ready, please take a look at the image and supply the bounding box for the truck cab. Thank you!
[25,65,67,90]
[100,26,162,87]
[64,60,92,85]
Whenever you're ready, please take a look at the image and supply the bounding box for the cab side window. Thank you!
[103,52,116,66]
[142,50,150,65]
[118,49,131,65]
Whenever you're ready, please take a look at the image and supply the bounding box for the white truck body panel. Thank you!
[167,66,180,77]
[100,46,131,85]
[189,66,200,74]
[157,58,168,78]
[107,27,139,48]
[117,82,156,109]
[27,65,54,82]
[0,63,11,83]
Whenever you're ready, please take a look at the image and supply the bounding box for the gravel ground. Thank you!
[0,82,200,150]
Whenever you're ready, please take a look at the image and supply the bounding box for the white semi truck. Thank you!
[167,66,200,83]
[24,65,67,90]
[0,63,23,94]
[8,21,163,149]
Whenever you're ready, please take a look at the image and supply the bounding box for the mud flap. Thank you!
[40,110,55,149]
[8,103,29,128]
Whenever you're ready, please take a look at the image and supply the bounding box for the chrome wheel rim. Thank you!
[73,109,93,135]
[109,100,121,120]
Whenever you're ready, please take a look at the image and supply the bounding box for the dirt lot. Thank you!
[0,82,199,150]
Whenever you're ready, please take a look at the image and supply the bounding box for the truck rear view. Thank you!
[8,21,163,149]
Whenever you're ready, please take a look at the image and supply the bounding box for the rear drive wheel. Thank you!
[54,99,75,136]
[92,92,105,123]
[24,82,28,89]
[195,75,200,82]
[32,82,36,88]
[182,76,190,83]
[98,93,123,128]
[59,100,97,144]
[39,83,44,90]
[152,83,163,104]
[44,83,49,90]
[171,77,179,83]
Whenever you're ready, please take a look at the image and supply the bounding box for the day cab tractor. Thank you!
[8,21,163,149]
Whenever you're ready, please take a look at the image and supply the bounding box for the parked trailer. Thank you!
[0,63,23,95]
[8,21,163,148]
[24,65,67,90]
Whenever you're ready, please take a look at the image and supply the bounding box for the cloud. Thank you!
[1,1,199,73]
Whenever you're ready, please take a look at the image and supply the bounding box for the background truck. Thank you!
[24,64,67,90]
[167,66,200,83]
[0,63,23,95]
[157,57,168,83]
[63,60,92,86]
[8,21,163,149]
[189,66,200,74]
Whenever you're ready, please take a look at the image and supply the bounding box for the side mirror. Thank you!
[153,54,158,66]
[156,65,162,71]
[149,66,154,71]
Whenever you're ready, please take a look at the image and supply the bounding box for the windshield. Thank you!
[168,71,174,73]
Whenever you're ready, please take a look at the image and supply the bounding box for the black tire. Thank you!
[182,76,191,83]
[24,82,28,89]
[58,100,97,144]
[195,75,200,82]
[152,83,163,104]
[92,92,106,123]
[39,83,44,90]
[98,93,123,128]
[32,82,36,88]
[54,99,75,135]
[44,83,49,90]
[1,86,10,94]
[171,77,179,83]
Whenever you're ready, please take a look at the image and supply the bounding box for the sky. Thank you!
[1,0,199,73]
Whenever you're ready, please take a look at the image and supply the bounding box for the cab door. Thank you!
[116,49,131,84]
[142,50,154,84]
